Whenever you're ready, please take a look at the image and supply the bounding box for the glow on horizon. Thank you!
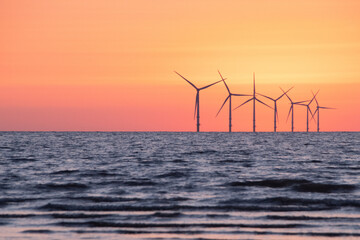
[0,0,359,131]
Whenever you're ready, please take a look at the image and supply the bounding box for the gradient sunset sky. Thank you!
[1,0,359,131]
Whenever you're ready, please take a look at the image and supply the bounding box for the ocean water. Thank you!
[0,132,359,240]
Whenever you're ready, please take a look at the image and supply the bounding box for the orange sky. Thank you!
[0,0,359,131]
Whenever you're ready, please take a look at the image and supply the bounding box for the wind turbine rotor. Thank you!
[312,90,319,106]
[308,90,319,105]
[199,79,223,90]
[281,87,293,103]
[276,86,294,101]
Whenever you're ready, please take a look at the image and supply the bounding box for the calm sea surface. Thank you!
[0,132,359,240]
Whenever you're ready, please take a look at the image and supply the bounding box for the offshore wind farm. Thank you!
[176,71,333,133]
[1,1,359,240]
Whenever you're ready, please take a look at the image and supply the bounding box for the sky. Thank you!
[0,0,359,131]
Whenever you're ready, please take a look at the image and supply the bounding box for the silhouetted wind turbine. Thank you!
[175,71,223,132]
[282,88,309,132]
[234,72,272,132]
[297,90,319,132]
[311,91,335,132]
[216,70,250,132]
[257,87,293,132]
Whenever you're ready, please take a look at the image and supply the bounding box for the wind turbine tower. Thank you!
[234,73,272,132]
[175,71,222,132]
[282,88,309,132]
[216,71,250,132]
[312,91,335,132]
[257,87,293,132]
[297,90,318,132]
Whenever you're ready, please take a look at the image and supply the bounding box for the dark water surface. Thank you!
[0,132,359,239]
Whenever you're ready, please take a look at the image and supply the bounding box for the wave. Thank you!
[121,180,157,186]
[69,196,141,203]
[228,149,252,155]
[79,170,118,177]
[56,220,308,229]
[38,203,336,212]
[206,213,231,218]
[0,214,36,218]
[182,149,218,155]
[0,197,45,204]
[266,215,360,221]
[38,196,360,213]
[9,157,37,162]
[220,197,360,209]
[155,171,188,179]
[50,170,80,175]
[36,183,89,190]
[229,179,311,188]
[292,182,357,193]
[152,212,182,218]
[0,146,13,150]
[22,229,53,234]
[228,179,357,193]
[68,229,360,237]
[51,213,113,219]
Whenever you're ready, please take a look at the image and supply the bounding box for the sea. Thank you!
[0,132,359,240]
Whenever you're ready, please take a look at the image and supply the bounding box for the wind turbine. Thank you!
[257,87,293,132]
[234,72,272,132]
[311,91,335,132]
[281,88,309,132]
[216,70,250,132]
[175,71,223,132]
[297,90,319,132]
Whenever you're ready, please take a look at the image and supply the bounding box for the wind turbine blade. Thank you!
[294,100,309,104]
[276,108,280,123]
[308,106,313,117]
[233,98,253,110]
[194,92,198,119]
[174,71,198,89]
[319,107,335,109]
[280,87,292,102]
[217,70,224,80]
[257,93,275,101]
[216,95,230,117]
[232,93,251,97]
[222,80,231,94]
[218,71,231,94]
[276,86,294,100]
[311,108,318,122]
[286,105,292,123]
[255,98,273,109]
[312,90,319,106]
[308,90,319,105]
[200,79,223,90]
[253,72,255,94]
